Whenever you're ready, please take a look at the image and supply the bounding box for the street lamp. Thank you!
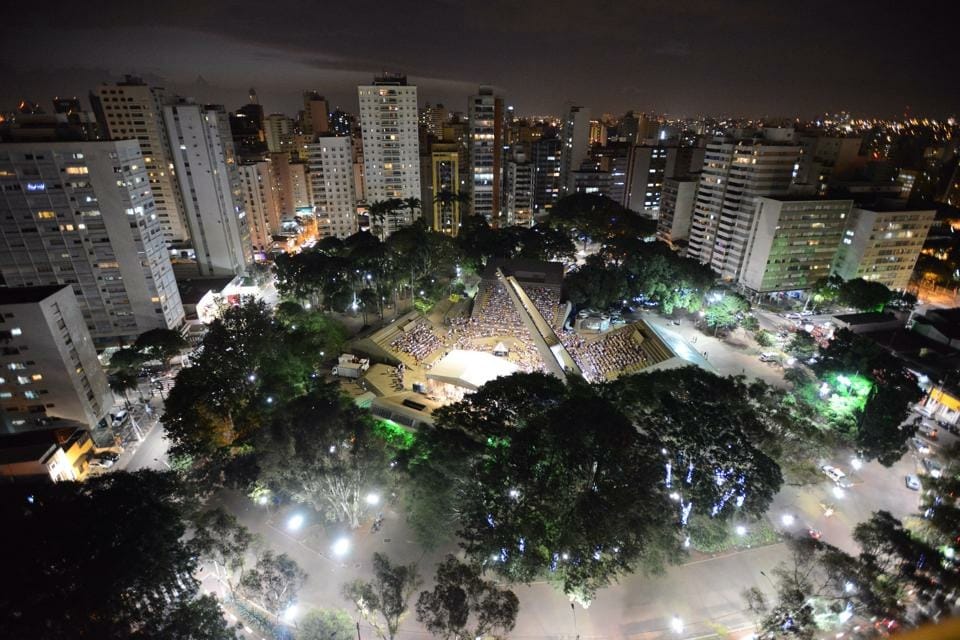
[670,615,684,634]
[736,525,748,536]
[287,514,305,532]
[365,492,380,506]
[281,603,299,624]
[332,536,351,557]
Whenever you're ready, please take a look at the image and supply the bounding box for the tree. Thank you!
[427,373,680,603]
[754,329,774,347]
[109,346,148,373]
[134,327,187,366]
[0,471,237,639]
[109,368,140,410]
[785,332,818,360]
[838,278,892,311]
[605,368,783,521]
[240,551,307,619]
[416,556,519,640]
[297,609,356,640]
[564,255,629,310]
[808,274,843,310]
[343,553,421,640]
[254,384,390,528]
[190,508,257,588]
[703,292,750,334]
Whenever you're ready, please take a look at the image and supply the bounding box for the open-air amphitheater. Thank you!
[342,259,699,427]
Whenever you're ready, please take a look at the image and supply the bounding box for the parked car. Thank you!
[911,438,931,455]
[922,458,943,478]
[110,410,128,428]
[759,352,779,363]
[89,457,115,470]
[99,452,119,462]
[905,475,921,490]
[821,464,847,485]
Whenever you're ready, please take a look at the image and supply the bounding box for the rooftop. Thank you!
[481,258,564,286]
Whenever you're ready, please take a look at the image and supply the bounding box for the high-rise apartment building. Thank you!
[0,285,112,432]
[330,108,355,138]
[588,120,607,147]
[429,143,461,235]
[504,149,534,227]
[0,140,184,345]
[269,153,311,218]
[657,177,699,247]
[560,104,591,193]
[264,113,295,154]
[531,136,562,214]
[306,136,357,239]
[794,135,862,191]
[625,145,704,215]
[467,87,504,223]
[420,103,449,138]
[832,205,935,290]
[302,92,330,136]
[91,77,189,244]
[229,102,267,160]
[739,197,852,294]
[163,101,252,277]
[238,160,280,254]
[357,75,421,235]
[686,139,801,281]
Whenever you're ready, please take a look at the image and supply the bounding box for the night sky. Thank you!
[1,0,957,119]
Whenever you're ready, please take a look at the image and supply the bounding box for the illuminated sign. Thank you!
[26,182,46,192]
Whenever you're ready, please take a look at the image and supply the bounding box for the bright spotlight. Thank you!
[508,488,520,499]
[365,492,380,506]
[844,581,856,593]
[781,514,795,526]
[671,615,684,634]
[332,536,351,557]
[735,525,747,536]
[850,458,863,470]
[286,514,305,531]
[833,486,845,499]
[945,547,956,559]
[281,603,299,623]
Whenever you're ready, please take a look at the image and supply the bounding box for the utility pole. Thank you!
[356,620,362,640]
[571,602,580,640]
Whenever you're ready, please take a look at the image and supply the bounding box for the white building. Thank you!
[264,113,295,154]
[467,87,504,223]
[504,150,534,228]
[358,75,421,235]
[560,103,591,194]
[237,160,281,254]
[739,197,852,294]
[0,139,185,346]
[306,136,357,239]
[657,177,698,247]
[0,285,112,432]
[832,205,935,290]
[163,101,252,277]
[686,139,800,281]
[92,77,189,244]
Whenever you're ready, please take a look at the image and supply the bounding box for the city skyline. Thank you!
[1,0,957,119]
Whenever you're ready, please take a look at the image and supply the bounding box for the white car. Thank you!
[89,457,115,470]
[911,438,931,455]
[820,465,847,485]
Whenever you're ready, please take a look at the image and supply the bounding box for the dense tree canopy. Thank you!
[0,472,237,639]
[343,553,421,640]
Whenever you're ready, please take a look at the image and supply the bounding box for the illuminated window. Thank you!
[31,374,43,382]
[37,210,56,219]
[66,166,89,175]
[10,328,21,336]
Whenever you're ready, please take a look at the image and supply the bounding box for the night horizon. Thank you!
[1,0,958,119]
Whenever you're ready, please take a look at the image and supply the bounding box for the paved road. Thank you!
[125,418,171,471]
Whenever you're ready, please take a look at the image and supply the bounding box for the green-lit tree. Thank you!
[134,327,188,366]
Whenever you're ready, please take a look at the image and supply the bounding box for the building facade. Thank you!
[264,113,295,154]
[429,144,461,235]
[0,285,112,432]
[238,160,281,254]
[686,140,800,281]
[560,104,591,194]
[0,140,185,346]
[163,102,252,277]
[832,206,935,290]
[739,197,852,294]
[467,88,504,224]
[530,136,562,215]
[306,136,357,239]
[504,149,534,227]
[657,177,698,247]
[92,77,189,244]
[358,75,421,235]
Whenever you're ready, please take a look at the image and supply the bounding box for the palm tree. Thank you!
[402,197,421,225]
[367,201,388,242]
[433,189,470,236]
[109,370,139,410]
